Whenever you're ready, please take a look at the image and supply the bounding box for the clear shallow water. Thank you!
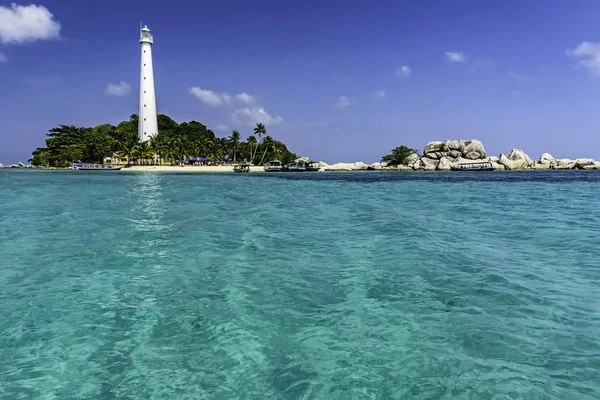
[1,170,599,399]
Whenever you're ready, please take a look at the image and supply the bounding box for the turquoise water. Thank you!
[1,170,600,399]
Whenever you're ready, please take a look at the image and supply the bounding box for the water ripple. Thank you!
[1,170,600,399]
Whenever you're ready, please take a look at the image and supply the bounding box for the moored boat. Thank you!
[263,160,283,172]
[233,163,251,173]
[450,161,495,171]
[282,159,321,172]
[69,162,123,171]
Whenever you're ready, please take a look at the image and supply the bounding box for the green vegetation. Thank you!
[30,114,297,167]
[381,145,418,165]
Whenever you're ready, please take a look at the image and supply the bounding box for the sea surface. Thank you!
[1,170,599,400]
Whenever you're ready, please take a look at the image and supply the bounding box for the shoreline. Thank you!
[4,165,599,173]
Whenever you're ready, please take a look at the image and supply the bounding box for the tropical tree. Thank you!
[381,145,418,165]
[111,129,127,157]
[230,130,241,162]
[259,135,274,165]
[252,123,267,162]
[120,134,140,165]
[136,140,154,164]
[150,133,167,164]
[30,114,298,167]
[246,135,257,162]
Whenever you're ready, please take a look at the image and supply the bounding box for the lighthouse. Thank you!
[138,25,158,142]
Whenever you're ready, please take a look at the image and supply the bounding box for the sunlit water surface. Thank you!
[1,170,599,399]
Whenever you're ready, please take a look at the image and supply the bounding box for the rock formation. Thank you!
[317,139,599,172]
[379,139,600,171]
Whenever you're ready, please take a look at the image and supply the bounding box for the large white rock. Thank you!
[445,140,462,152]
[421,158,439,170]
[411,159,424,170]
[437,157,452,171]
[353,161,369,170]
[575,158,595,168]
[539,153,555,165]
[446,150,462,160]
[369,162,382,170]
[407,153,420,164]
[533,162,551,170]
[324,163,354,171]
[462,140,486,160]
[423,139,485,160]
[492,162,506,170]
[506,149,534,169]
[555,158,575,169]
[498,154,512,170]
[423,141,445,157]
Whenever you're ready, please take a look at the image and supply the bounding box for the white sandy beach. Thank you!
[124,165,268,173]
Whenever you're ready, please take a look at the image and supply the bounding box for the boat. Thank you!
[263,160,283,172]
[233,163,251,173]
[69,162,123,171]
[282,160,321,172]
[450,161,495,171]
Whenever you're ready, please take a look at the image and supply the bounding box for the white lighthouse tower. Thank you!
[138,25,158,142]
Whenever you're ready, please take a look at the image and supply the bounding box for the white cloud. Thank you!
[215,124,229,132]
[394,65,411,78]
[189,87,232,107]
[335,96,351,109]
[232,107,282,126]
[104,81,131,97]
[189,87,259,107]
[189,86,280,126]
[566,41,600,75]
[0,3,61,44]
[236,92,256,104]
[511,90,522,98]
[0,52,6,63]
[446,51,466,63]
[373,90,386,99]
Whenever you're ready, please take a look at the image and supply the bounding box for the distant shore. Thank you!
[3,164,600,173]
[124,165,267,172]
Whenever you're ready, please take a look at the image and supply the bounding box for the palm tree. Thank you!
[259,135,274,165]
[111,130,127,163]
[166,136,184,165]
[251,123,267,163]
[229,130,241,162]
[150,134,166,165]
[136,141,154,164]
[246,135,257,162]
[120,135,139,166]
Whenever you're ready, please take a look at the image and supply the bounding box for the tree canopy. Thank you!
[30,114,297,167]
[381,145,418,166]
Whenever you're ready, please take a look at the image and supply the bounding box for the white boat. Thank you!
[233,163,251,173]
[69,162,123,171]
[283,160,321,172]
[450,161,495,172]
[263,160,283,172]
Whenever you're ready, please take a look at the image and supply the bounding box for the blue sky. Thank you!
[2,0,600,164]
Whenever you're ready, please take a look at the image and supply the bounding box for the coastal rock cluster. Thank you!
[321,139,600,171]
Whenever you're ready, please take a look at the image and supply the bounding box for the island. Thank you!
[24,121,600,172]
[28,114,297,169]
[320,139,600,171]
